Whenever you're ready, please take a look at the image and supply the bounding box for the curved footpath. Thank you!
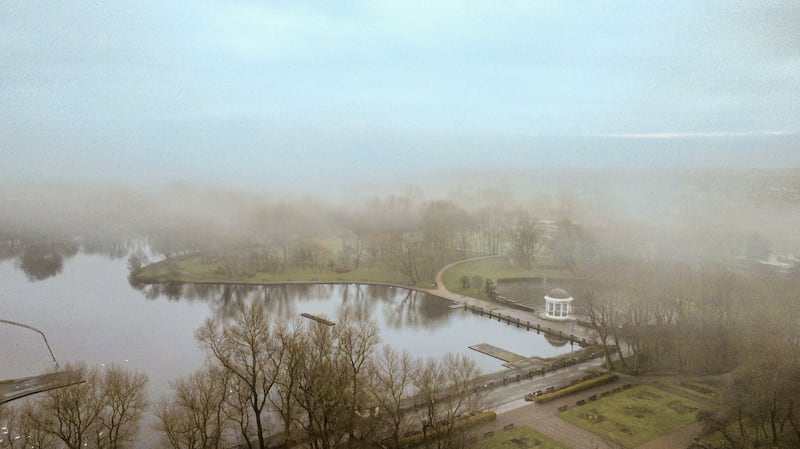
[428,258,706,449]
[423,256,595,342]
[427,257,607,448]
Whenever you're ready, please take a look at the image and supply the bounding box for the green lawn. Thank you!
[558,384,704,449]
[442,257,535,300]
[467,425,571,449]
[135,254,413,285]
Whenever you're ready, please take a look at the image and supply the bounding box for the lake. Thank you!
[0,249,574,401]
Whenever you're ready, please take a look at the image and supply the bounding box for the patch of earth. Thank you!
[615,422,634,435]
[509,437,541,448]
[667,400,698,414]
[623,405,653,419]
[633,390,663,401]
[582,408,605,423]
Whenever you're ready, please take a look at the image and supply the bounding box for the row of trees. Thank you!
[158,302,483,449]
[0,364,148,449]
[138,192,597,285]
[573,259,800,447]
[700,343,800,448]
[1,304,482,449]
[581,260,800,375]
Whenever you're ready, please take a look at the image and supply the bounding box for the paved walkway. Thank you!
[422,256,596,342]
[425,258,709,449]
[472,375,634,449]
[472,374,716,449]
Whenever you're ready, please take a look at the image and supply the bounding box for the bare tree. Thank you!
[335,310,381,447]
[294,321,348,449]
[155,365,231,449]
[388,232,423,285]
[97,367,148,449]
[413,353,482,449]
[22,363,147,449]
[367,346,417,449]
[508,210,544,269]
[195,302,284,449]
[269,320,306,447]
[0,403,54,449]
[584,290,618,372]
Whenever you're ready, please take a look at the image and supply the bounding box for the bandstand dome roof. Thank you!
[546,288,572,300]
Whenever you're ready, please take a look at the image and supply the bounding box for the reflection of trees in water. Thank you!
[211,284,259,320]
[339,284,373,322]
[260,285,292,318]
[162,281,186,301]
[381,290,451,331]
[0,231,140,282]
[136,281,454,331]
[17,240,79,281]
[0,234,24,261]
[80,237,135,259]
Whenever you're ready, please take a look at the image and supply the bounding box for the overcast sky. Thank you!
[2,1,799,193]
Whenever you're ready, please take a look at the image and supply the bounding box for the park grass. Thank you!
[135,254,414,285]
[442,257,535,300]
[655,379,721,403]
[466,425,571,449]
[558,384,704,449]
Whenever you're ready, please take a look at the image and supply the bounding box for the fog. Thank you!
[2,163,799,268]
[2,2,800,448]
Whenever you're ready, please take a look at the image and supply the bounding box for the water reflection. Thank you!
[0,231,138,282]
[140,282,453,331]
[17,242,74,281]
[132,279,573,373]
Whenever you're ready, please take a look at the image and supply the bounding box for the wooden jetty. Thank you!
[301,313,335,326]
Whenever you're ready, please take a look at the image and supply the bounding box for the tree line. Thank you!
[161,301,482,449]
[139,195,596,286]
[1,302,482,449]
[574,258,800,448]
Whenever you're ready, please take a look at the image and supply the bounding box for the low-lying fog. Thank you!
[2,166,798,267]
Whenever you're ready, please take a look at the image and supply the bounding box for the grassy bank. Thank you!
[135,254,416,285]
[441,257,536,301]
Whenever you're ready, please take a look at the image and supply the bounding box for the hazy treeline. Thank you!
[164,301,482,449]
[567,257,800,448]
[1,312,479,449]
[0,302,482,449]
[574,259,799,374]
[5,169,798,284]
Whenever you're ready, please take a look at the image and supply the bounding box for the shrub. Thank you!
[533,373,619,403]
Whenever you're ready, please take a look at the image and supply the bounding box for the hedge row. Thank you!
[532,373,619,404]
[398,410,497,447]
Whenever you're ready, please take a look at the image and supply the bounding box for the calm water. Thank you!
[0,251,573,399]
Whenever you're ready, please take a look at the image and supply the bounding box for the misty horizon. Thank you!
[2,1,798,194]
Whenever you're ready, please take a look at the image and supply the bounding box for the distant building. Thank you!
[544,288,573,321]
[758,254,798,273]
